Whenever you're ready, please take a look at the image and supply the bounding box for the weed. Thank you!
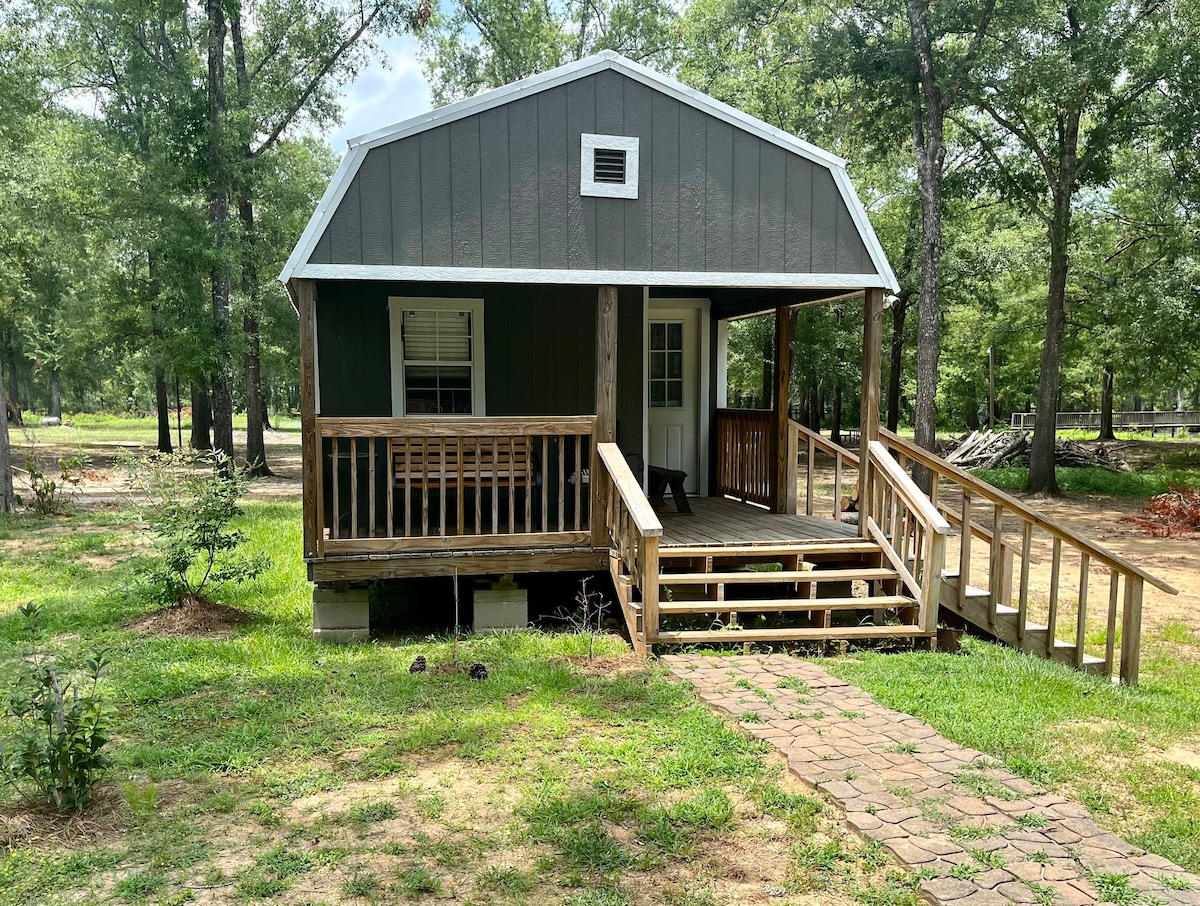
[477,866,536,894]
[121,781,160,826]
[740,711,766,723]
[398,866,442,896]
[778,677,811,695]
[342,868,383,898]
[1029,850,1052,865]
[1016,813,1049,829]
[968,848,1007,869]
[556,822,633,871]
[114,870,166,901]
[1085,870,1146,905]
[1156,874,1195,891]
[840,711,868,720]
[1026,881,1058,905]
[950,863,981,880]
[246,800,282,827]
[347,800,398,828]
[885,742,917,754]
[415,793,446,819]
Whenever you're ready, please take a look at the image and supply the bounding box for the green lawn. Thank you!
[826,637,1200,872]
[0,502,920,906]
[17,412,302,446]
[975,464,1200,496]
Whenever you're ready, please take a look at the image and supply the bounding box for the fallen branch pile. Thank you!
[1123,485,1200,537]
[947,429,1130,471]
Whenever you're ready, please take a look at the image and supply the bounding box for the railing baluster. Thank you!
[806,434,815,516]
[384,439,393,539]
[439,437,447,536]
[988,503,1003,629]
[350,437,358,539]
[1017,523,1031,641]
[1046,538,1062,655]
[574,434,583,531]
[558,437,566,532]
[403,438,411,538]
[491,435,500,535]
[368,437,376,538]
[331,437,340,540]
[457,437,465,536]
[541,435,549,533]
[421,437,430,537]
[474,437,482,535]
[834,454,844,520]
[524,435,533,533]
[1105,573,1120,678]
[508,436,517,532]
[1120,577,1144,684]
[959,491,972,609]
[1076,553,1090,668]
[315,427,326,557]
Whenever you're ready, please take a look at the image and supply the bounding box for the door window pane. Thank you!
[649,320,684,409]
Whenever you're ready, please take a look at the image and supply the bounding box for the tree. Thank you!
[961,0,1182,493]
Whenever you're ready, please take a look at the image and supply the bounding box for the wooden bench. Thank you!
[390,436,534,489]
[648,464,692,515]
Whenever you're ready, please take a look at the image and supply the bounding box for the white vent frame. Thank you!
[581,133,639,199]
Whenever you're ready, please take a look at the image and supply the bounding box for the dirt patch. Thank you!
[1160,745,1200,771]
[0,788,129,849]
[551,652,648,676]
[127,598,253,637]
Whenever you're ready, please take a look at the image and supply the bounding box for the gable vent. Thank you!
[593,148,627,184]
[580,133,639,199]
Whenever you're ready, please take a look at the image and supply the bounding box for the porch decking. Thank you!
[658,497,858,550]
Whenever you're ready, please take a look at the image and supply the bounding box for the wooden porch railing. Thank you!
[792,420,860,520]
[880,428,1178,683]
[597,442,663,646]
[715,409,773,508]
[862,441,950,635]
[312,416,596,557]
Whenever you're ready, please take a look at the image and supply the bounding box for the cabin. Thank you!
[281,52,1171,682]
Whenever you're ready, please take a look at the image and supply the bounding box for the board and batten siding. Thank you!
[307,71,874,276]
[314,282,644,458]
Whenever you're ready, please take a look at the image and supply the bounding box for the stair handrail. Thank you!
[881,428,1175,685]
[879,429,1177,596]
[596,442,662,642]
[790,419,859,520]
[865,441,950,636]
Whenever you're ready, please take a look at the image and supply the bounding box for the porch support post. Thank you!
[772,305,792,513]
[859,288,884,539]
[293,278,320,561]
[593,285,619,548]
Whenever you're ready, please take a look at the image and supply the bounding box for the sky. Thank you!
[325,34,435,151]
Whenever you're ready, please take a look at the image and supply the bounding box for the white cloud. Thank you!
[327,34,433,150]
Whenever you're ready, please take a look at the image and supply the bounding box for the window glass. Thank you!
[648,320,684,409]
[402,309,475,415]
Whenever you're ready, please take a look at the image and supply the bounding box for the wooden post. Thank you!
[1120,576,1143,685]
[772,305,792,513]
[593,285,619,548]
[294,279,319,560]
[859,289,884,538]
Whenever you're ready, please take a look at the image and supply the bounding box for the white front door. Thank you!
[647,307,701,494]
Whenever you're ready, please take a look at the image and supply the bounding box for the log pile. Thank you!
[947,430,1130,471]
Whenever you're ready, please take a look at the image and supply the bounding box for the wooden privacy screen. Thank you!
[312,416,597,556]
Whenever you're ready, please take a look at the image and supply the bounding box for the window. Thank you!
[580,133,639,199]
[388,298,485,416]
[649,321,684,408]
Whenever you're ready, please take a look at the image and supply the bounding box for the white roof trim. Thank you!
[289,263,892,290]
[280,50,898,290]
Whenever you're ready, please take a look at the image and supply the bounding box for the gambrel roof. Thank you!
[281,51,898,290]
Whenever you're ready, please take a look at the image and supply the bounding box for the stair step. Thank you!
[659,568,897,585]
[658,595,913,615]
[655,625,929,644]
[659,541,880,559]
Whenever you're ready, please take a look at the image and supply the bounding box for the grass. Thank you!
[20,412,302,446]
[0,500,916,905]
[826,636,1200,872]
[974,464,1200,496]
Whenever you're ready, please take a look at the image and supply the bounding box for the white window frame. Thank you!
[580,133,640,199]
[388,297,486,417]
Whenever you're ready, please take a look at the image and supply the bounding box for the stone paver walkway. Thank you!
[664,654,1200,906]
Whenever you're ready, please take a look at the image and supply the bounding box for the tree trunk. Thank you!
[1098,361,1115,441]
[207,0,235,460]
[49,371,62,420]
[1027,188,1072,495]
[0,359,14,513]
[243,312,272,475]
[191,383,213,450]
[831,380,843,444]
[4,333,22,420]
[760,345,773,410]
[906,0,946,495]
[886,296,910,433]
[154,367,173,453]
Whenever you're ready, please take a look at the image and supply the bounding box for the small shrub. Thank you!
[16,447,88,515]
[121,450,269,606]
[0,603,112,813]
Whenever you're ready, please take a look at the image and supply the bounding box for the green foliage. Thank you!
[0,603,112,813]
[15,449,88,516]
[121,451,269,606]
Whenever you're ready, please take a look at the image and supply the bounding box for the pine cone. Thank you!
[469,662,489,681]
[409,655,427,674]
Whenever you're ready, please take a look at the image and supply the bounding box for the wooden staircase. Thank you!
[939,570,1107,675]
